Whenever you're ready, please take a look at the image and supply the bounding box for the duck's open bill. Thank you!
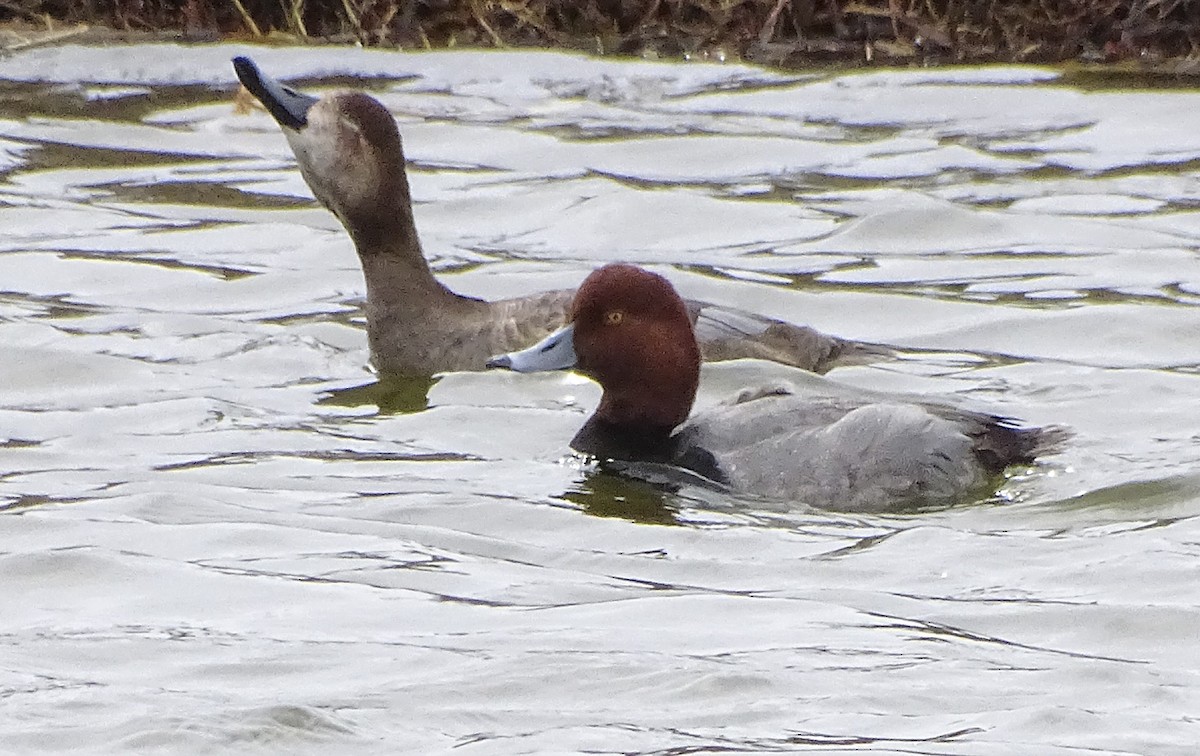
[486,324,577,372]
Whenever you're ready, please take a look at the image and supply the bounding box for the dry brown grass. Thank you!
[3,0,1199,65]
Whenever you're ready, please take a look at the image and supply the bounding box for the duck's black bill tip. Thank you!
[485,355,513,370]
[230,56,317,131]
[231,56,260,90]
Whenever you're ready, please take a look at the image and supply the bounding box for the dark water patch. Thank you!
[0,437,40,448]
[194,550,457,583]
[784,164,1083,196]
[676,261,1094,312]
[1078,286,1200,308]
[558,471,680,526]
[890,590,1097,608]
[585,167,775,194]
[0,290,101,319]
[257,307,359,327]
[817,276,1190,311]
[0,493,91,513]
[1073,156,1200,180]
[57,249,257,282]
[407,158,513,173]
[0,82,155,122]
[784,725,985,747]
[814,529,908,560]
[153,447,480,473]
[1051,474,1200,513]
[18,140,222,172]
[1059,67,1200,92]
[534,122,696,141]
[101,178,313,209]
[972,147,1091,169]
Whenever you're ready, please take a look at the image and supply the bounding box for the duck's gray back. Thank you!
[675,388,1042,511]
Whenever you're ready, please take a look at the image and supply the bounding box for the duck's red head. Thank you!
[569,264,700,434]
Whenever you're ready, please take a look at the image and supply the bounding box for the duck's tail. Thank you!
[975,420,1073,475]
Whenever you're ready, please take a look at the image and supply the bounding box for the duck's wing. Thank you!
[677,385,1070,510]
[683,299,892,373]
[486,288,575,354]
[679,395,981,509]
[678,387,865,456]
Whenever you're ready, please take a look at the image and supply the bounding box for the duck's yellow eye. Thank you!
[603,310,624,326]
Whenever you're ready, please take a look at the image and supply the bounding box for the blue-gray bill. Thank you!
[232,56,319,131]
[486,324,578,372]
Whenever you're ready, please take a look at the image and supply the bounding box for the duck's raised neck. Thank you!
[289,92,465,306]
[293,93,423,261]
[232,58,426,266]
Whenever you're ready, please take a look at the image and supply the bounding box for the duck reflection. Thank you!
[318,375,439,414]
[558,468,682,525]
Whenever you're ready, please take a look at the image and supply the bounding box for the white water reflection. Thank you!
[1,45,1199,754]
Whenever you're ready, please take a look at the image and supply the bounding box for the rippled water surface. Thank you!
[2,44,1200,754]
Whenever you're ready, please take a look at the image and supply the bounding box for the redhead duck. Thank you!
[232,56,888,378]
[488,264,1068,511]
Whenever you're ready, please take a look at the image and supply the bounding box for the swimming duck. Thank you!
[488,263,1067,511]
[232,56,887,378]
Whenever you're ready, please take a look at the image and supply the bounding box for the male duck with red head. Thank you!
[489,264,1068,511]
[232,56,889,378]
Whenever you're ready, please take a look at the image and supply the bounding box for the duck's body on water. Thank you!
[490,264,1069,511]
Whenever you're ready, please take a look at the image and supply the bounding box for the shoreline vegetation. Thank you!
[2,0,1200,72]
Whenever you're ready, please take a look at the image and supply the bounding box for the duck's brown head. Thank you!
[233,57,417,255]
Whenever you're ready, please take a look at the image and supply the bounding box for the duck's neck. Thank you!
[357,236,464,313]
[571,414,728,486]
[333,148,479,315]
[570,414,678,463]
[345,192,478,318]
